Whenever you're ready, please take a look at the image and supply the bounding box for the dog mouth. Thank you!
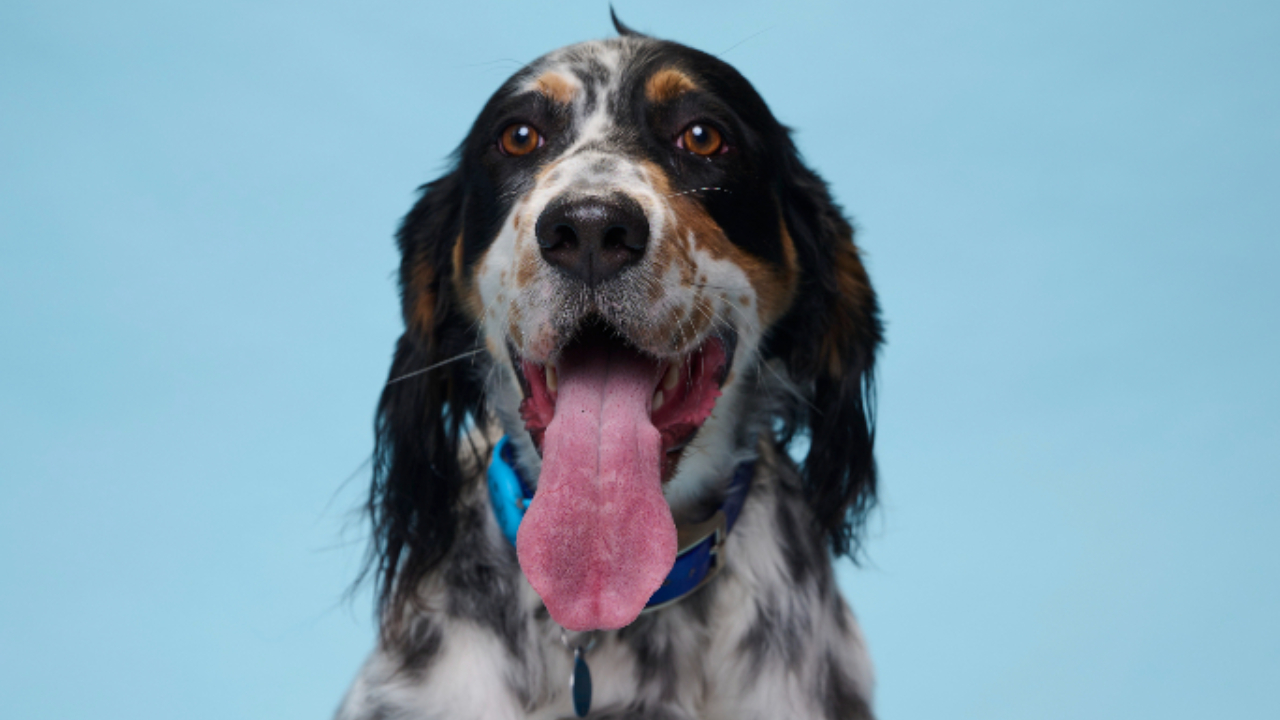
[515,321,735,480]
[508,320,736,631]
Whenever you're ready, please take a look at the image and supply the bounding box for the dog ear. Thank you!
[366,169,488,633]
[772,157,883,559]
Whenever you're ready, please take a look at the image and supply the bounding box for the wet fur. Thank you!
[340,16,882,720]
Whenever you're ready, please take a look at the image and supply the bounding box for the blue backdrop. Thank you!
[2,1,1277,718]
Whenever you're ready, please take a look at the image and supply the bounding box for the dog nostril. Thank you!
[542,223,577,250]
[601,226,629,251]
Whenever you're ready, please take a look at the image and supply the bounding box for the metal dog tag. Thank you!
[571,645,592,717]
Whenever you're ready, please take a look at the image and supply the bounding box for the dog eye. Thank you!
[679,123,724,156]
[500,124,542,156]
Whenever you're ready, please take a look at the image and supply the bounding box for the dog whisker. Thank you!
[644,271,812,410]
[663,187,732,198]
[385,348,486,386]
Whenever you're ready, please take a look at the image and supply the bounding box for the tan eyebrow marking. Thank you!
[645,67,698,103]
[532,72,579,105]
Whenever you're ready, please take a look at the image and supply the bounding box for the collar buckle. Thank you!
[676,509,728,557]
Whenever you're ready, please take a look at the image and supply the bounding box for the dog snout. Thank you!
[535,195,649,287]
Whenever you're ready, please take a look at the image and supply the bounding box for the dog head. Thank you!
[369,17,881,632]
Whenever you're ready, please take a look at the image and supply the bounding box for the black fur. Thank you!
[396,616,443,675]
[365,170,490,634]
[624,627,680,701]
[610,6,642,38]
[738,596,810,680]
[441,509,526,656]
[772,160,883,560]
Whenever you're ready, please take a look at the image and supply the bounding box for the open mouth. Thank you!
[509,320,736,631]
[515,321,735,480]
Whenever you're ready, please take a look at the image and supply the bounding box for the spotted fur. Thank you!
[341,16,882,719]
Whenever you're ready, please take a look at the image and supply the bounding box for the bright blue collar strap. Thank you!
[487,436,534,545]
[486,435,754,612]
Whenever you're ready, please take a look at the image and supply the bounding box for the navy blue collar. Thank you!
[486,436,754,612]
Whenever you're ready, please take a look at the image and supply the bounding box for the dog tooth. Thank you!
[546,365,558,394]
[662,363,680,391]
[652,390,664,412]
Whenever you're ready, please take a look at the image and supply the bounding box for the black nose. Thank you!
[535,195,650,286]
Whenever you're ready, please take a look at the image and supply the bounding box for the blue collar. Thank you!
[486,435,754,612]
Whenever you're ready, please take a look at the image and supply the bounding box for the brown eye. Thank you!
[500,124,541,156]
[681,123,723,156]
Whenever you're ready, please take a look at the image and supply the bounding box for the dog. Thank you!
[337,14,883,720]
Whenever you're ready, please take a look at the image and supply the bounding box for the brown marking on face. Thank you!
[820,239,876,376]
[689,293,713,337]
[665,193,797,324]
[533,71,578,105]
[512,197,529,233]
[507,303,525,349]
[514,246,539,289]
[409,258,436,337]
[654,290,716,352]
[637,158,800,339]
[645,215,695,300]
[645,67,698,104]
[450,232,466,289]
[638,161,698,281]
[450,232,485,320]
[779,213,801,281]
[508,320,525,350]
[675,234,698,286]
[645,267,666,303]
[624,304,664,350]
[527,331,556,360]
[669,303,688,328]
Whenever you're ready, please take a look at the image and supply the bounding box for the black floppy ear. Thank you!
[366,169,487,631]
[773,159,883,559]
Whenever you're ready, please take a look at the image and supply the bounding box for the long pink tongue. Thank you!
[516,343,676,631]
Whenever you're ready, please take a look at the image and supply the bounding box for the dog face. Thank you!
[370,25,881,632]
[467,41,803,481]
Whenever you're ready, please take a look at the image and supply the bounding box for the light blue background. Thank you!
[2,1,1277,718]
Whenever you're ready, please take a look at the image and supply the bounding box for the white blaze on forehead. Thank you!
[536,41,628,156]
[536,151,659,207]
